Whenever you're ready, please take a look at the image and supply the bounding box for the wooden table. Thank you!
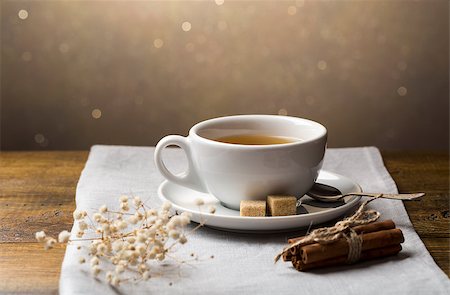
[0,151,448,294]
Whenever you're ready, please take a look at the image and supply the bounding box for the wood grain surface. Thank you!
[0,151,448,294]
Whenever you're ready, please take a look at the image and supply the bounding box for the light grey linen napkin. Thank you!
[60,145,449,294]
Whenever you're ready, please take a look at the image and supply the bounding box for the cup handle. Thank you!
[154,135,207,193]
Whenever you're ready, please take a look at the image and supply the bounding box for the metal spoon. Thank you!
[306,183,425,203]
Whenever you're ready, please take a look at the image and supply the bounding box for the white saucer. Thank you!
[157,170,361,233]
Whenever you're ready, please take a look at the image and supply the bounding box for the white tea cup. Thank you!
[155,115,327,210]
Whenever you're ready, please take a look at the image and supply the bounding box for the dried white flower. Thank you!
[111,276,121,286]
[115,264,125,274]
[179,235,187,244]
[158,211,169,222]
[93,213,102,223]
[142,271,150,280]
[149,246,160,257]
[179,216,190,226]
[58,230,71,243]
[136,243,146,255]
[194,198,205,206]
[146,209,157,217]
[105,271,113,282]
[102,224,110,233]
[138,263,148,273]
[78,221,88,230]
[169,230,180,239]
[166,219,178,230]
[35,194,202,286]
[181,211,192,218]
[112,240,124,252]
[44,237,57,250]
[133,196,142,207]
[162,201,172,211]
[110,225,118,233]
[135,212,144,221]
[89,242,98,255]
[73,210,83,220]
[128,215,138,224]
[97,243,107,254]
[137,234,146,243]
[91,265,101,276]
[76,230,84,238]
[35,231,46,242]
[120,202,130,212]
[90,256,100,266]
[118,220,127,230]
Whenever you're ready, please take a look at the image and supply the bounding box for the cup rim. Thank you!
[189,114,327,149]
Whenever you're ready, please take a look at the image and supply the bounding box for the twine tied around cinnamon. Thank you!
[274,197,381,263]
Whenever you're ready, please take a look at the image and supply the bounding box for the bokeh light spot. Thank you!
[397,87,407,96]
[278,108,288,116]
[215,0,225,6]
[317,60,327,70]
[287,6,297,15]
[91,109,102,119]
[18,9,28,20]
[59,43,69,53]
[34,133,45,144]
[182,21,192,32]
[21,51,32,62]
[153,38,164,48]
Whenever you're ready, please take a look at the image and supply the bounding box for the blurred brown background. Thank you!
[1,0,448,151]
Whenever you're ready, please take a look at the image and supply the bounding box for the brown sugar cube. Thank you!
[267,195,297,216]
[240,200,266,217]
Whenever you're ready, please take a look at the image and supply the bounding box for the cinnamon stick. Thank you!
[301,228,404,264]
[287,220,396,244]
[282,252,292,262]
[282,220,396,262]
[293,244,402,271]
[282,219,395,261]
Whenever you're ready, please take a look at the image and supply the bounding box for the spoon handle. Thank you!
[343,192,425,200]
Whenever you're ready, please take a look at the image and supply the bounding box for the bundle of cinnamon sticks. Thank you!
[282,220,404,271]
